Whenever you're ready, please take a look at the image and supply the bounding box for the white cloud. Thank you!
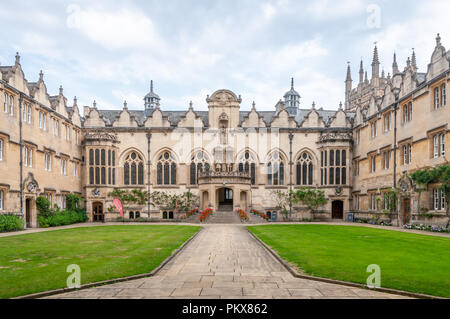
[262,3,277,20]
[75,8,162,50]
[306,0,365,20]
[355,1,450,75]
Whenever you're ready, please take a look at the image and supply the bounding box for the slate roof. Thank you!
[97,107,353,128]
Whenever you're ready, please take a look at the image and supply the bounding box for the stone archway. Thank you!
[25,198,34,228]
[217,188,233,211]
[93,202,104,222]
[332,200,344,219]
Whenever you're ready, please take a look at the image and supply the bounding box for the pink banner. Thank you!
[113,199,124,219]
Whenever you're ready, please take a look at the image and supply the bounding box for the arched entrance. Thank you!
[401,197,411,225]
[25,198,32,228]
[332,200,344,220]
[218,188,233,211]
[93,202,104,222]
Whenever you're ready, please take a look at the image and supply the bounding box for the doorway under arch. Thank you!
[217,188,233,211]
[332,200,344,220]
[25,198,33,228]
[93,202,104,222]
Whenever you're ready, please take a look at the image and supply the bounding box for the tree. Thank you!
[271,190,290,220]
[410,164,450,227]
[149,191,199,213]
[108,189,149,216]
[410,168,436,214]
[292,188,328,212]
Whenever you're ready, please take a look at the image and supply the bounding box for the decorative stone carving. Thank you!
[319,132,353,142]
[85,131,119,143]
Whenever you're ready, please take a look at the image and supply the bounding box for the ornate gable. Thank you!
[270,109,297,128]
[113,108,138,127]
[144,108,171,128]
[300,109,325,128]
[84,107,106,127]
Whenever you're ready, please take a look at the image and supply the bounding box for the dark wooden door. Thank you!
[402,198,411,225]
[332,201,344,219]
[93,202,104,222]
[25,199,32,228]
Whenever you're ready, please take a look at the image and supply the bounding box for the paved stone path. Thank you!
[48,225,408,299]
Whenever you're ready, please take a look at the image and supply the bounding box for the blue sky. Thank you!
[0,0,448,112]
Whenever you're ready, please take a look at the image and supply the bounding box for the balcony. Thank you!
[198,170,251,185]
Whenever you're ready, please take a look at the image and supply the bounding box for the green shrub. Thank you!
[36,196,52,218]
[38,207,88,228]
[0,214,25,232]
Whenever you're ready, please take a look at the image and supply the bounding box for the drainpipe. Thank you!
[19,94,24,225]
[393,89,400,225]
[146,133,152,219]
[289,132,294,220]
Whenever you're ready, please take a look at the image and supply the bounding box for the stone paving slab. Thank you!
[48,225,409,299]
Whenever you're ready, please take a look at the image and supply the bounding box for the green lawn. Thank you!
[248,224,450,298]
[0,225,200,298]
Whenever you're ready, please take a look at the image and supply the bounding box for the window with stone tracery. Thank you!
[296,152,313,185]
[267,152,284,186]
[190,151,210,185]
[238,151,256,185]
[157,151,176,185]
[124,151,144,185]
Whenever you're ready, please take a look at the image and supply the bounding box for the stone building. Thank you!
[0,34,448,227]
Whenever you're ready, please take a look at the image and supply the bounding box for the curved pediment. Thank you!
[144,108,171,128]
[71,104,82,127]
[4,64,30,95]
[241,108,267,128]
[31,80,52,108]
[426,40,449,81]
[381,85,395,109]
[177,108,205,128]
[270,109,297,128]
[368,96,378,117]
[300,109,324,128]
[208,89,241,105]
[113,108,139,127]
[328,109,349,128]
[84,108,106,127]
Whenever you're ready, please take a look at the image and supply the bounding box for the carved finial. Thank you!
[39,70,44,81]
[59,85,63,95]
[436,33,441,46]
[406,56,411,67]
[15,52,20,65]
[291,77,294,90]
[123,100,128,109]
[411,48,417,70]
[93,100,97,108]
[312,101,316,109]
[346,62,352,82]
[73,96,77,106]
[252,101,256,110]
[392,52,399,74]
[339,101,343,109]
[189,100,193,110]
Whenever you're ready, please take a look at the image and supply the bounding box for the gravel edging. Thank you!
[247,228,445,300]
[13,227,204,299]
